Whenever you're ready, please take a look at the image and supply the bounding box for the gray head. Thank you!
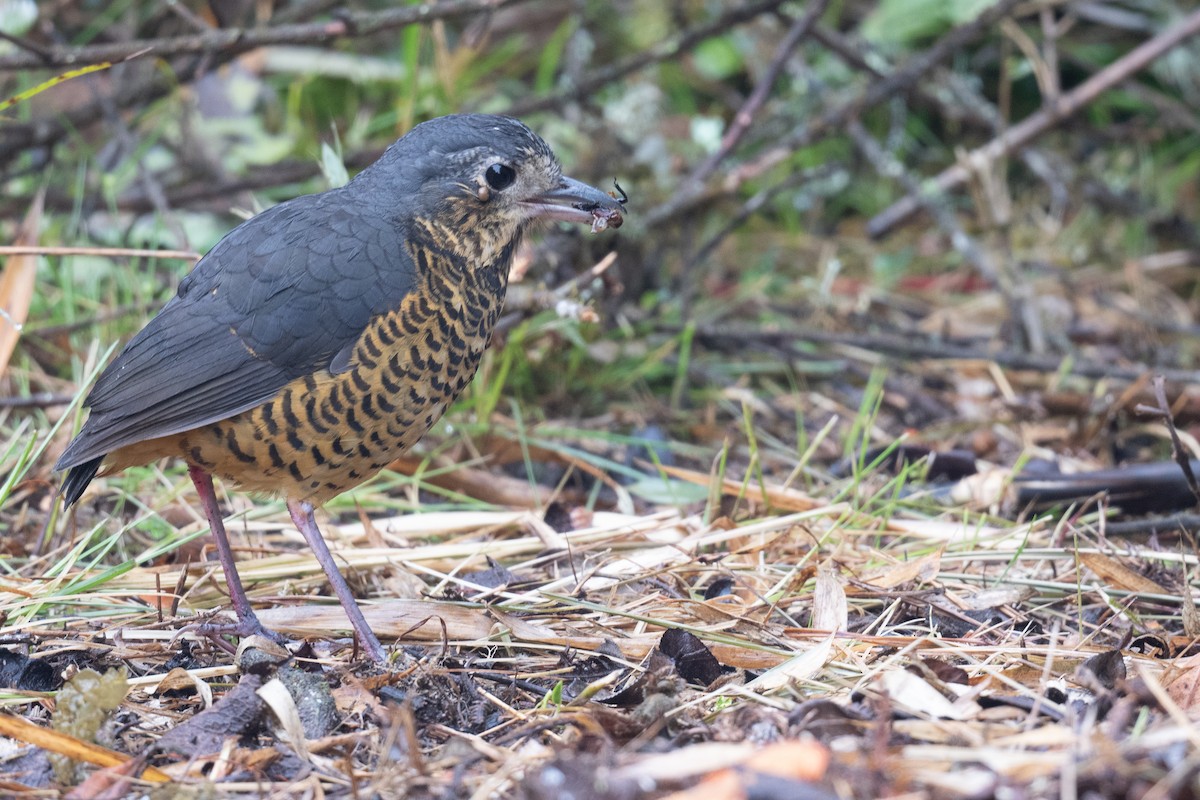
[353,114,622,259]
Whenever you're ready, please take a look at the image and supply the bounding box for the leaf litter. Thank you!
[3,414,1200,799]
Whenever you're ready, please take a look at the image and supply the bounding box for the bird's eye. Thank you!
[485,163,517,191]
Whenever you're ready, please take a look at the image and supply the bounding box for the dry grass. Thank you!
[3,434,1199,797]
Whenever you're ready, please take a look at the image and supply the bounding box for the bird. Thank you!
[55,114,625,663]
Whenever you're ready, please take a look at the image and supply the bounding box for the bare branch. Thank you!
[0,0,519,70]
[685,0,829,188]
[508,0,790,116]
[867,6,1200,239]
[673,322,1200,385]
[646,0,1027,227]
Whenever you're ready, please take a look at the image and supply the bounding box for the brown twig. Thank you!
[0,0,520,70]
[1,61,199,169]
[0,2,520,167]
[1,127,383,203]
[867,7,1200,238]
[508,0,790,116]
[106,149,386,215]
[687,163,838,270]
[685,0,829,189]
[0,29,53,60]
[811,23,1056,177]
[671,321,1200,385]
[646,0,1026,227]
[845,119,1045,352]
[1100,514,1200,538]
[1134,376,1200,506]
[846,120,1000,288]
[683,22,1071,276]
[0,246,200,260]
[0,392,75,409]
[24,302,160,339]
[676,2,825,284]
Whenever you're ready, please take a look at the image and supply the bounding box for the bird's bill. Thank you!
[521,176,625,231]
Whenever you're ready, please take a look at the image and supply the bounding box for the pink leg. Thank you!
[287,499,387,663]
[187,465,280,642]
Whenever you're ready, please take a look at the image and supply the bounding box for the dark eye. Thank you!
[485,163,516,191]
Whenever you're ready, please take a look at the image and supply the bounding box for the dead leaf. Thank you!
[1164,653,1200,713]
[745,635,833,691]
[63,753,147,800]
[655,463,821,511]
[811,564,848,631]
[149,667,214,709]
[1078,552,1170,595]
[1182,578,1200,640]
[257,678,311,764]
[862,549,943,588]
[879,669,980,721]
[650,740,831,799]
[256,599,495,641]
[0,189,42,375]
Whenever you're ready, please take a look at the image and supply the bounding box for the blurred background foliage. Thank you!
[3,0,1200,514]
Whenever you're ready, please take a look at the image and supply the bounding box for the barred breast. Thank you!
[107,238,511,504]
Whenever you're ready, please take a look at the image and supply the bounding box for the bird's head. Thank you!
[357,114,624,265]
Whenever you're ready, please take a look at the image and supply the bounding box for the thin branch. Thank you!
[846,119,999,289]
[845,119,1052,352]
[117,147,386,214]
[686,22,1054,275]
[508,0,790,116]
[867,6,1200,238]
[0,29,53,59]
[0,66,189,172]
[685,0,829,188]
[0,392,75,409]
[0,148,385,216]
[0,246,200,260]
[671,322,1200,385]
[0,0,520,70]
[1134,376,1200,506]
[0,0,508,171]
[687,163,838,271]
[646,0,1026,227]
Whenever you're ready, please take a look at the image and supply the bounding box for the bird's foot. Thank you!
[179,613,290,655]
[178,612,391,665]
[355,630,387,665]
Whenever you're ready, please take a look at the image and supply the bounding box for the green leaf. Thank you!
[0,1,36,36]
[624,476,709,506]
[693,37,742,81]
[535,18,575,94]
[320,141,350,189]
[863,0,997,45]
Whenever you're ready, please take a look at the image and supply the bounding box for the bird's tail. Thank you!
[61,457,103,506]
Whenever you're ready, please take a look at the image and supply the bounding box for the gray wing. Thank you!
[55,190,416,470]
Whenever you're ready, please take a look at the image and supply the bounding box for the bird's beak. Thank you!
[521,176,625,231]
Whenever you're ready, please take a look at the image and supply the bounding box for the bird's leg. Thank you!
[187,465,281,642]
[286,499,387,663]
